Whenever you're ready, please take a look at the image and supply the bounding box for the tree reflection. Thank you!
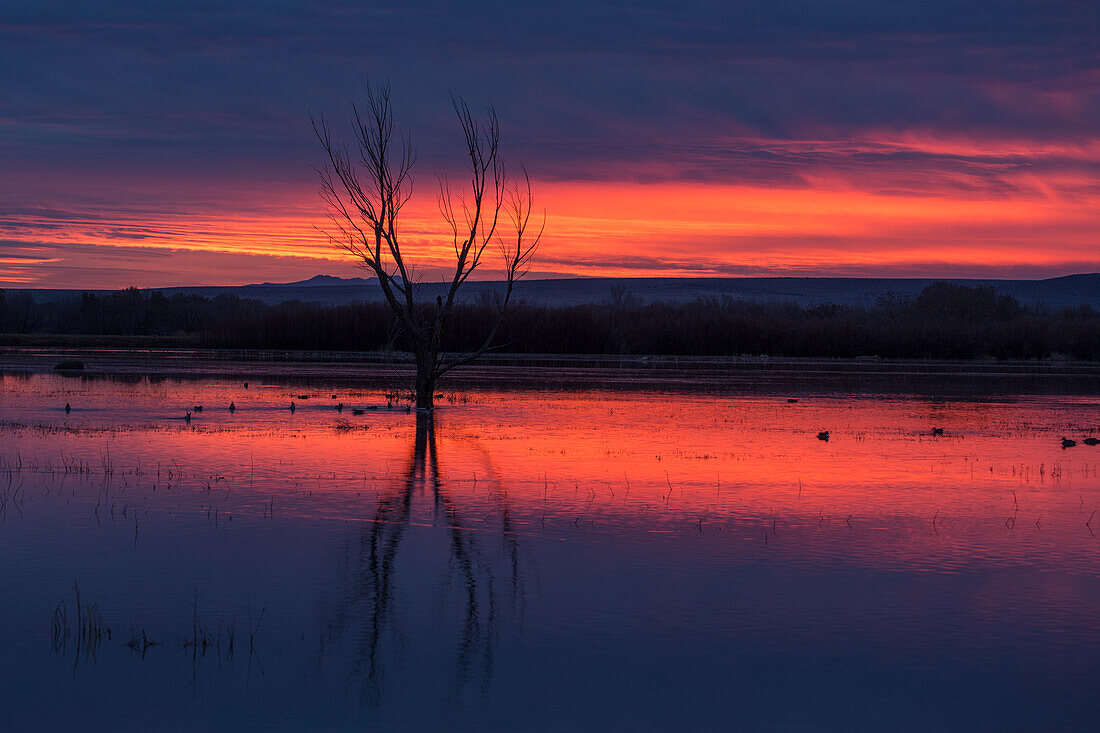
[331,412,522,708]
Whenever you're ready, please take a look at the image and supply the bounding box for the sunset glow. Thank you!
[2,2,1098,288]
[4,166,1099,287]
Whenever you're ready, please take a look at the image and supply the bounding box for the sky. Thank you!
[1,0,1098,288]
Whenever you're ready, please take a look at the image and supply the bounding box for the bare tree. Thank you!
[312,82,542,411]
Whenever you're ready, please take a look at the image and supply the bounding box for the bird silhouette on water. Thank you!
[931,427,944,436]
[1084,437,1100,446]
[193,405,203,413]
[1062,437,1077,448]
[64,402,71,414]
[185,412,192,423]
[817,430,830,441]
[335,403,343,412]
[289,401,296,413]
[229,402,236,412]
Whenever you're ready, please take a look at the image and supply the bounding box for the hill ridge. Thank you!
[11,274,1100,309]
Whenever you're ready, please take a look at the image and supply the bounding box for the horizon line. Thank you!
[7,271,1100,292]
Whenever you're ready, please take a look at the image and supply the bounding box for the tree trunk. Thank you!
[412,410,434,470]
[414,349,435,411]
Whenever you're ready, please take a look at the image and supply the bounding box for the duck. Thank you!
[193,405,203,413]
[817,430,830,441]
[787,398,798,404]
[289,402,296,413]
[244,382,249,389]
[931,427,944,436]
[1062,437,1077,448]
[64,402,71,414]
[352,408,365,416]
[1084,437,1100,446]
[229,402,236,413]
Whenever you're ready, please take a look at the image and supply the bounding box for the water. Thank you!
[2,363,1100,731]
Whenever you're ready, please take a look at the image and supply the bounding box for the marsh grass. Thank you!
[124,624,157,657]
[334,419,372,432]
[48,587,268,665]
[51,583,107,666]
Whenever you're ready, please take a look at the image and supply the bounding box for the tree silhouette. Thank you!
[312,82,542,411]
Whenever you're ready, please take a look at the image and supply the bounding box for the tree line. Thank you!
[0,288,267,336]
[3,282,1100,360]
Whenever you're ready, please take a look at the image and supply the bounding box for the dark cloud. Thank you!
[2,1,1097,181]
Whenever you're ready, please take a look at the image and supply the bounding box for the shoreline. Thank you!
[3,346,1100,396]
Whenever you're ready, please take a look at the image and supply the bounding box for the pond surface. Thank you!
[2,363,1100,731]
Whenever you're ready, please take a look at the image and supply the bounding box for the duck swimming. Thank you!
[817,430,830,441]
[1062,437,1077,448]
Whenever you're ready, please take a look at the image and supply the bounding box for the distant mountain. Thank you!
[17,275,377,306]
[250,274,374,288]
[450,274,1100,309]
[14,274,1100,309]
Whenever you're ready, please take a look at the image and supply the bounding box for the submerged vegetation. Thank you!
[3,282,1100,360]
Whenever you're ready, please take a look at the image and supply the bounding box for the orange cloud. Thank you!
[4,141,1100,287]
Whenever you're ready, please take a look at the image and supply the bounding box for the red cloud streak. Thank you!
[2,135,1098,288]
